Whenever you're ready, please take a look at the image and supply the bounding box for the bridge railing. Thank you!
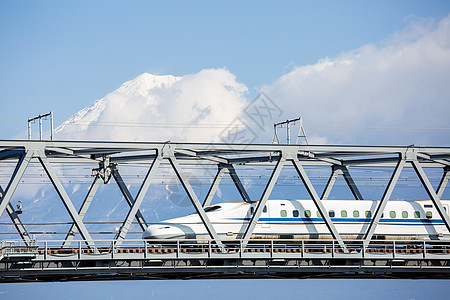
[1,239,450,260]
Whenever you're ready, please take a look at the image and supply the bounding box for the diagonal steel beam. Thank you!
[437,167,450,199]
[36,150,97,251]
[321,166,363,200]
[226,164,252,203]
[112,169,148,231]
[115,155,161,245]
[0,150,33,220]
[411,160,450,233]
[202,165,227,207]
[62,175,102,247]
[340,166,363,200]
[291,159,347,252]
[321,166,341,200]
[242,157,285,242]
[169,154,225,251]
[0,186,33,247]
[363,158,405,246]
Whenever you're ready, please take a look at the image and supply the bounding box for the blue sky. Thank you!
[1,1,450,141]
[2,0,450,298]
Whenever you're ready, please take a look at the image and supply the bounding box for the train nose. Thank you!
[142,225,187,239]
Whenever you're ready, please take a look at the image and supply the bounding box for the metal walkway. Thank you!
[0,140,449,281]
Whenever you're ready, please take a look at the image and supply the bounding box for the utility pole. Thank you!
[28,111,54,140]
[273,117,309,145]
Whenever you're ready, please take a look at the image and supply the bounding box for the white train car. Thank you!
[142,199,450,241]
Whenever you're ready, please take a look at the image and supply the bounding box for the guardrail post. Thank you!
[112,241,115,260]
[362,240,365,258]
[332,240,335,258]
[271,240,273,258]
[302,240,304,258]
[423,240,426,259]
[44,241,47,260]
[143,241,146,259]
[78,241,81,260]
[393,240,396,259]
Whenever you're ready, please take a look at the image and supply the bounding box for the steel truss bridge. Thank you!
[0,140,450,281]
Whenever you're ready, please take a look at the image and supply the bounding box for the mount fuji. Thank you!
[56,68,248,143]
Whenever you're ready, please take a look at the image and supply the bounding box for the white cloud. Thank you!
[56,68,248,143]
[262,15,450,146]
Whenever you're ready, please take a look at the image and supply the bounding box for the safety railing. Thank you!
[1,239,450,260]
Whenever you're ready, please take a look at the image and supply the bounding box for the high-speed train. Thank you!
[142,199,450,241]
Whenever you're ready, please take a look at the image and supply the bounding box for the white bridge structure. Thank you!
[0,140,450,281]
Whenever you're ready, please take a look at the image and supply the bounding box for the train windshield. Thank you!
[204,205,221,213]
[189,205,222,215]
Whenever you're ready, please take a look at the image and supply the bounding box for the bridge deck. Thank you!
[1,239,450,281]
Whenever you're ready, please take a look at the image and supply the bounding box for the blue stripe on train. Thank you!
[231,217,445,225]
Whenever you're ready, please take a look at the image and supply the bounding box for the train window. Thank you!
[353,210,359,218]
[263,205,267,213]
[280,210,287,217]
[365,211,372,218]
[414,211,421,218]
[390,211,396,218]
[341,210,347,218]
[293,210,299,217]
[402,211,408,218]
[250,207,254,215]
[426,211,432,219]
[305,210,311,218]
[317,211,323,218]
[329,210,335,217]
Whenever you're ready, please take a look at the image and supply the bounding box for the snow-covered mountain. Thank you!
[56,69,248,142]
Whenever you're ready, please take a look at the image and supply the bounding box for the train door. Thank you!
[262,203,270,228]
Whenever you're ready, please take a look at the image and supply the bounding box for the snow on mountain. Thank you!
[56,69,248,142]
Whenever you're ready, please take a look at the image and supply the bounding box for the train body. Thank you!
[142,199,450,241]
